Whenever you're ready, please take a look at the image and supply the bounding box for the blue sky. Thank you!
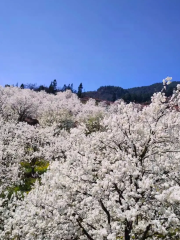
[0,0,180,91]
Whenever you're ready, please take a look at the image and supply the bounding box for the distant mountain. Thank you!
[84,81,180,103]
[84,86,128,101]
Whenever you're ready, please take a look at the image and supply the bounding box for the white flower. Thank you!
[162,79,166,85]
[167,81,172,85]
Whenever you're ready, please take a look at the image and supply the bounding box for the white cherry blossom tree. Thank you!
[1,78,180,239]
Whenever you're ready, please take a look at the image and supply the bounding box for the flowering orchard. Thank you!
[1,77,180,239]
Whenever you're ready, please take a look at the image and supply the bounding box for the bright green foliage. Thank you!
[4,159,49,199]
[20,158,49,178]
[6,178,36,198]
[33,159,49,174]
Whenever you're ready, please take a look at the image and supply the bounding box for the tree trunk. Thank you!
[125,220,132,240]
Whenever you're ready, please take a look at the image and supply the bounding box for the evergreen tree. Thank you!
[38,85,45,91]
[49,79,57,94]
[77,83,83,98]
[20,84,24,89]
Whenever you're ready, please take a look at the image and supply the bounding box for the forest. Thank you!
[5,79,180,103]
[1,77,180,239]
[84,81,180,103]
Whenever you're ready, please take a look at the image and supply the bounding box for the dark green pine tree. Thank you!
[49,79,57,94]
[77,83,83,98]
[20,84,25,89]
[38,85,45,91]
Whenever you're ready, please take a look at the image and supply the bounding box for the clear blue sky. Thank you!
[0,0,180,91]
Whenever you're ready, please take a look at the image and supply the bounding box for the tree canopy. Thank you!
[1,77,180,239]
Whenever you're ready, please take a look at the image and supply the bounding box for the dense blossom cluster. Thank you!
[1,78,180,239]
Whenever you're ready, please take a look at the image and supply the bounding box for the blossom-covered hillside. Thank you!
[1,77,180,240]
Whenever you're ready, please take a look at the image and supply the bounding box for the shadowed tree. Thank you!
[20,84,24,89]
[77,83,83,98]
[112,92,117,102]
[48,79,57,94]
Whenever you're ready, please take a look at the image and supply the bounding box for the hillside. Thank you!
[84,81,180,103]
[84,86,128,101]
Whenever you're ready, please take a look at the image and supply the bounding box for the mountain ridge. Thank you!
[84,81,180,103]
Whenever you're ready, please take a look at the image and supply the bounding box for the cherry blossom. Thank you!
[1,79,180,239]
